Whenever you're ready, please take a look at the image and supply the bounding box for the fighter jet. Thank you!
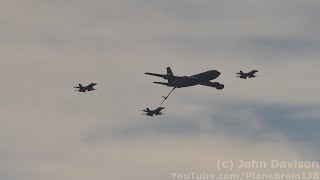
[142,107,165,117]
[145,67,224,104]
[236,70,259,79]
[74,83,97,92]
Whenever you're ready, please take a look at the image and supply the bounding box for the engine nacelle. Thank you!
[216,83,224,90]
[210,82,224,90]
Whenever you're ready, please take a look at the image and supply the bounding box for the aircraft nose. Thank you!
[212,70,221,77]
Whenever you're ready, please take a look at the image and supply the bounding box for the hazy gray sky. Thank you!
[1,1,320,180]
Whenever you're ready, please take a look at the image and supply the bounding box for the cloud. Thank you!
[1,0,320,179]
[81,101,320,160]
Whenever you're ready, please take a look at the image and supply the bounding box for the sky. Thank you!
[1,1,320,180]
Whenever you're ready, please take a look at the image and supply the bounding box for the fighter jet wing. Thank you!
[87,84,96,89]
[153,107,164,113]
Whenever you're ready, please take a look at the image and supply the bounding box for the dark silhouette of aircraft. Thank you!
[142,107,165,117]
[145,67,224,104]
[236,70,259,79]
[74,83,97,92]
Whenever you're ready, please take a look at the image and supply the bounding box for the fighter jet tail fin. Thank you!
[142,108,151,112]
[236,71,243,75]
